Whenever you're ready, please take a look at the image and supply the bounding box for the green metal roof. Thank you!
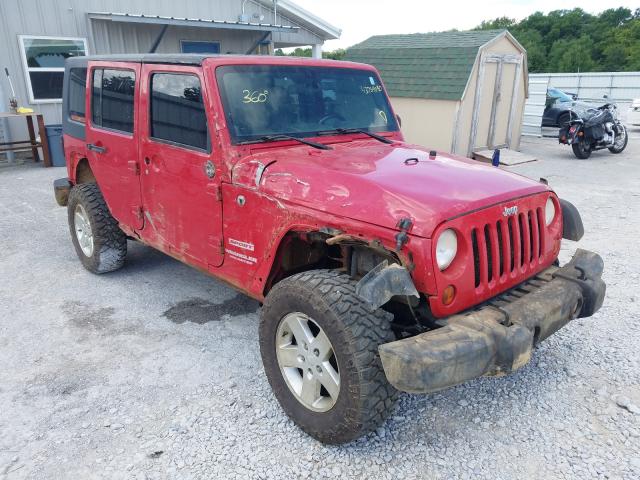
[345,30,506,101]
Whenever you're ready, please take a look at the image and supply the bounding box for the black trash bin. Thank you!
[45,124,65,167]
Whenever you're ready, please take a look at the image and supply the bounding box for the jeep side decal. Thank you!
[227,249,257,265]
[229,238,255,251]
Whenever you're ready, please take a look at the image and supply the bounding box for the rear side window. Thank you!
[91,68,135,133]
[68,67,87,123]
[150,73,209,151]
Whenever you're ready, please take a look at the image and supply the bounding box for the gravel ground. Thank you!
[1,133,639,480]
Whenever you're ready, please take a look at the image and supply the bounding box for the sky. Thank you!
[291,0,640,50]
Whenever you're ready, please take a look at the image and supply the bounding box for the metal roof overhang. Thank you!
[88,12,300,34]
[255,0,341,40]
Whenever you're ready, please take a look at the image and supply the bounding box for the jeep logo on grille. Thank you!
[503,206,518,216]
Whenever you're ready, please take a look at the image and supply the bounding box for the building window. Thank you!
[91,69,136,134]
[150,73,209,151]
[180,41,220,54]
[18,36,88,104]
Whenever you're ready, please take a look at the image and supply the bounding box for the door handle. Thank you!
[87,143,107,154]
[144,157,151,165]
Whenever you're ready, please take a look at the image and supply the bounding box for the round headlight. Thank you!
[436,229,458,271]
[545,197,556,226]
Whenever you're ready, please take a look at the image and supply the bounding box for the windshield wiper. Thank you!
[239,134,332,150]
[317,128,394,144]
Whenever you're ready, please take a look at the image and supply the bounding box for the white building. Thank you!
[0,0,340,145]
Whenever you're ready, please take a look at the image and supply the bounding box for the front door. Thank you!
[86,62,143,229]
[138,64,223,269]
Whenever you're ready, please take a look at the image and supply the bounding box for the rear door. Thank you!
[86,62,143,229]
[138,64,223,268]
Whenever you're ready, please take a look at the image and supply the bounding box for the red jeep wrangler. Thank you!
[54,54,605,444]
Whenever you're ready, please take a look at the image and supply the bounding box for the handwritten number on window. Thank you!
[243,89,269,103]
[360,85,383,95]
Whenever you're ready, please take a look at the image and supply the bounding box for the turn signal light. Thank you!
[442,285,456,305]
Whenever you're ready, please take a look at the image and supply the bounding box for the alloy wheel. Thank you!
[275,312,340,412]
[74,204,94,257]
[613,127,626,149]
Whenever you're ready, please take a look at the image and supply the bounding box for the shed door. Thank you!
[469,53,523,155]
[490,61,517,147]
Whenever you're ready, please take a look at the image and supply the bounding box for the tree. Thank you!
[597,7,633,28]
[273,47,346,60]
[289,47,312,57]
[474,17,515,30]
[323,49,346,60]
[611,17,640,70]
[547,36,596,72]
[513,29,547,72]
[475,8,640,72]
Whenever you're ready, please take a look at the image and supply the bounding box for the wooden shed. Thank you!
[346,30,528,156]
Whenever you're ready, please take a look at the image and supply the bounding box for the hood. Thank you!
[231,141,549,238]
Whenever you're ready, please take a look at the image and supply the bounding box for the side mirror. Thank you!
[603,94,609,99]
[571,94,578,100]
[396,114,402,127]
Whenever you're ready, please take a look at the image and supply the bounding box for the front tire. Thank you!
[67,183,127,274]
[572,140,592,159]
[608,124,628,153]
[259,270,397,444]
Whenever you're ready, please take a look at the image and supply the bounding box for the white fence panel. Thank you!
[522,77,549,137]
[525,71,640,131]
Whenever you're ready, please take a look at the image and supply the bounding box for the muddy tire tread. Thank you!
[67,183,126,274]
[260,269,397,444]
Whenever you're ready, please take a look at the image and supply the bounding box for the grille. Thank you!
[471,207,545,288]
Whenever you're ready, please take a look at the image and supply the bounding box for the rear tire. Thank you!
[572,141,592,159]
[608,124,628,154]
[259,269,397,444]
[67,183,127,274]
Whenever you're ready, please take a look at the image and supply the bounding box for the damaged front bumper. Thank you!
[379,249,606,394]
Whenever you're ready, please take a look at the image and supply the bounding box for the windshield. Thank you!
[215,65,399,143]
[548,88,573,103]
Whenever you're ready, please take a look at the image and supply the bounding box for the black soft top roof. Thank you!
[66,53,213,67]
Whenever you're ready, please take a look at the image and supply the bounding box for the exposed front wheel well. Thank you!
[263,230,400,295]
[263,230,435,339]
[263,231,342,296]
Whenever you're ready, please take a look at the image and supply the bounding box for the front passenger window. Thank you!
[150,73,209,151]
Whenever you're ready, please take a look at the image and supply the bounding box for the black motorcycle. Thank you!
[559,102,628,159]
